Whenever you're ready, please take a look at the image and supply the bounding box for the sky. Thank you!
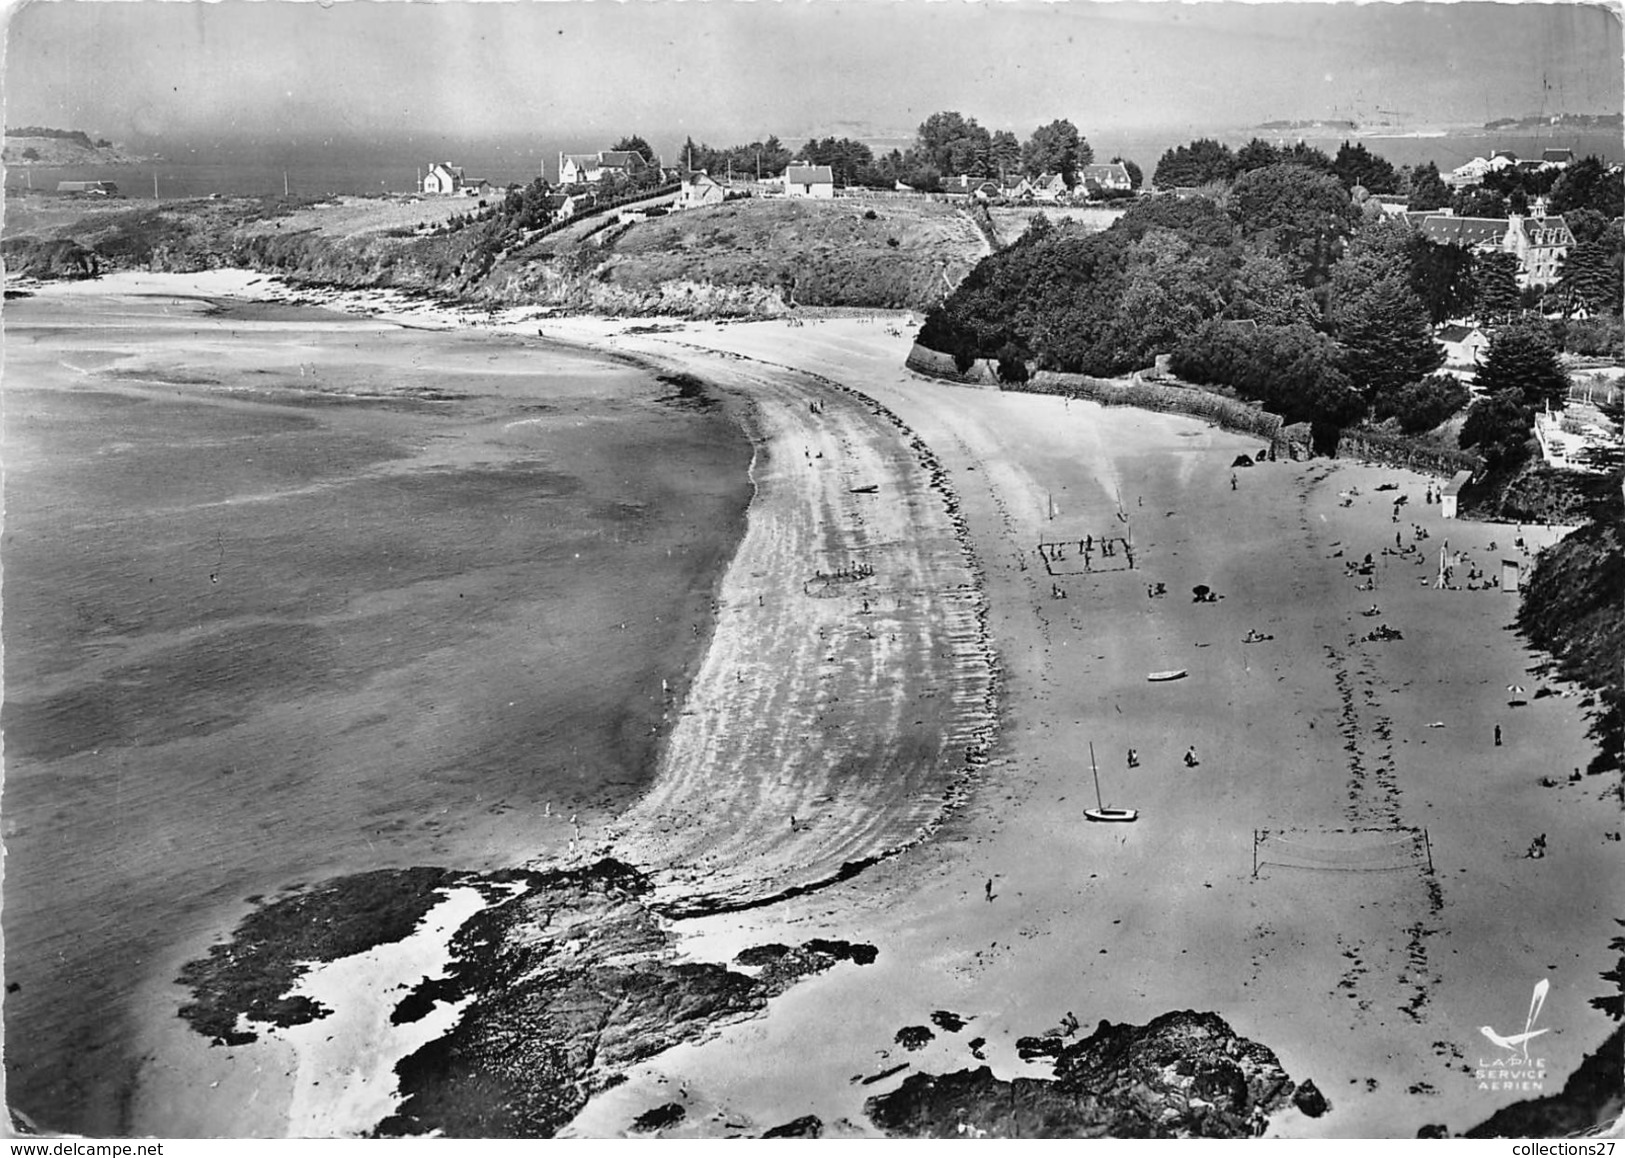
[3,0,1621,159]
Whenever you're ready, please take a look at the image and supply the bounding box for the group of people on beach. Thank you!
[1120,745,1198,769]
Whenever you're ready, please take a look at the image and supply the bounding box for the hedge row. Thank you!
[1335,430,1483,478]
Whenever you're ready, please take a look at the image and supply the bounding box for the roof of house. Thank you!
[1509,214,1574,245]
[785,164,834,185]
[1542,148,1575,163]
[428,162,464,177]
[1436,324,1486,344]
[598,151,646,169]
[686,171,722,187]
[1419,215,1508,247]
[1080,162,1131,184]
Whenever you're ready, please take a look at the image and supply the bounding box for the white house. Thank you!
[1031,172,1068,203]
[559,150,650,185]
[422,162,465,195]
[1436,323,1491,368]
[783,164,835,199]
[1079,162,1133,196]
[679,172,726,210]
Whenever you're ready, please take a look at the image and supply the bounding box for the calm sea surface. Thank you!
[0,290,752,1134]
[8,129,1619,200]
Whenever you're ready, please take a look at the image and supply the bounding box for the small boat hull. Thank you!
[1085,807,1139,823]
[1147,670,1187,682]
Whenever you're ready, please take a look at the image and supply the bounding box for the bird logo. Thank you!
[1479,978,1550,1063]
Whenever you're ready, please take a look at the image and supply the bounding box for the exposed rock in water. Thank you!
[175,866,462,1046]
[1293,1078,1330,1118]
[762,1114,824,1138]
[359,859,876,1138]
[1464,1025,1624,1139]
[866,1011,1300,1139]
[630,1102,686,1133]
[930,1010,967,1033]
[896,1026,936,1051]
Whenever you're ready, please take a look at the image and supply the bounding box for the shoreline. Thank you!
[10,271,1618,1139]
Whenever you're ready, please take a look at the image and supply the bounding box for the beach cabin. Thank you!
[1501,559,1522,593]
[1440,470,1473,519]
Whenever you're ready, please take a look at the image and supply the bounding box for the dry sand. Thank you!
[40,275,1618,1139]
[552,314,1618,1140]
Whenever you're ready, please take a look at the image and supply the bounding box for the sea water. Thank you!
[0,288,752,1134]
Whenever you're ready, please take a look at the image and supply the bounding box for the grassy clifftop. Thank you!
[2,192,988,316]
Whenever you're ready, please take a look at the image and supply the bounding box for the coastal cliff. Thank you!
[1,193,985,317]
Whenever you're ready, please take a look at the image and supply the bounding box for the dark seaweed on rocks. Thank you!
[630,1102,686,1132]
[930,1010,967,1033]
[374,861,877,1138]
[866,1011,1299,1139]
[175,866,461,1046]
[732,939,878,990]
[762,1114,823,1138]
[654,372,718,411]
[896,1026,935,1051]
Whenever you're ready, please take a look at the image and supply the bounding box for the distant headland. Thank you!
[3,126,147,166]
[1484,112,1623,131]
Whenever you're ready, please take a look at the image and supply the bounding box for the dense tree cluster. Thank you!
[918,137,1597,439]
[679,135,795,180]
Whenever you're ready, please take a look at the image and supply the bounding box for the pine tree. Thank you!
[1475,320,1570,410]
[1473,251,1522,325]
[1334,274,1445,404]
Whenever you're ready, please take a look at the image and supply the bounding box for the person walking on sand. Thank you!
[1495,724,1502,747]
[1230,473,1238,491]
[1127,748,1140,769]
[985,878,994,903]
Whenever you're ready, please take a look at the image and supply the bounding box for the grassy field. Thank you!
[580,197,988,309]
[986,203,1129,247]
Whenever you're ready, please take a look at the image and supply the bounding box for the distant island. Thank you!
[3,126,147,166]
[1483,111,1624,131]
[1254,119,1360,132]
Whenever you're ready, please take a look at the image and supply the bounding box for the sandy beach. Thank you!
[13,273,1617,1138]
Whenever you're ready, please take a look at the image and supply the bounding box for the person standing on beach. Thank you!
[985,878,994,902]
[1495,724,1502,747]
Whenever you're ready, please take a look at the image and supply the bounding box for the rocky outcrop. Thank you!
[866,1011,1300,1139]
[0,237,101,279]
[762,1114,824,1138]
[364,860,877,1137]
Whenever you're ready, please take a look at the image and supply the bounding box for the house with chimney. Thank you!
[1415,208,1575,289]
[422,163,465,195]
[1080,162,1134,196]
[558,150,650,186]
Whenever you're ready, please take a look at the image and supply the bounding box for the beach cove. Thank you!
[3,273,1618,1139]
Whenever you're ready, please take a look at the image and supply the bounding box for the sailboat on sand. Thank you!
[1085,742,1138,823]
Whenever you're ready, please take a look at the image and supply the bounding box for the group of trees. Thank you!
[921,137,1611,451]
[677,111,1119,194]
[1150,138,1399,193]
